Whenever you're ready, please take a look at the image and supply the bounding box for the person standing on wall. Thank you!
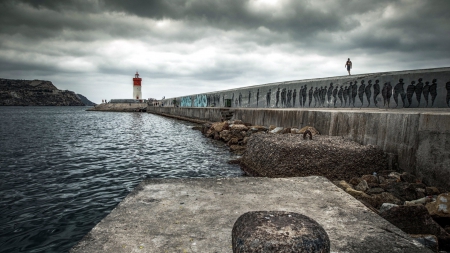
[345,58,352,75]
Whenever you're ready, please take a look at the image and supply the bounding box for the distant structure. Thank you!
[133,71,142,100]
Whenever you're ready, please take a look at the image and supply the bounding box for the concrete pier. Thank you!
[70,177,430,253]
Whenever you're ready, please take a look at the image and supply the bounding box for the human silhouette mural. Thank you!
[179,74,448,109]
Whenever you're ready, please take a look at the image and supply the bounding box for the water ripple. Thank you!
[0,107,243,253]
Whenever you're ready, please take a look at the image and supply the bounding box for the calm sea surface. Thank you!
[0,106,243,253]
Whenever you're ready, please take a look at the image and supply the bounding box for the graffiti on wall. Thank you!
[181,96,192,107]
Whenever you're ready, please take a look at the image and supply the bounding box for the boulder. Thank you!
[372,192,403,207]
[355,180,369,192]
[410,234,439,252]
[220,130,232,142]
[367,187,384,195]
[388,172,402,181]
[378,176,387,184]
[212,122,228,132]
[230,124,248,131]
[333,180,353,191]
[426,187,440,196]
[232,211,330,253]
[269,125,276,131]
[404,197,433,206]
[400,172,418,183]
[281,127,291,134]
[298,126,320,135]
[349,177,363,186]
[426,193,450,218]
[290,128,299,134]
[243,137,250,145]
[228,137,240,145]
[270,127,284,134]
[249,126,268,133]
[380,205,448,237]
[230,145,246,153]
[361,174,378,184]
[233,120,243,124]
[379,203,398,213]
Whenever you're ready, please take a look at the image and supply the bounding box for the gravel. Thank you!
[240,133,387,182]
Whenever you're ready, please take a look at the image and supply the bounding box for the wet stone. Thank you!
[232,211,330,253]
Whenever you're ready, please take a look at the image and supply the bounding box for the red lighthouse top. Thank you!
[133,71,142,86]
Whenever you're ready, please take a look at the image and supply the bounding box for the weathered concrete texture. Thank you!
[70,177,430,253]
[87,102,147,112]
[148,107,450,190]
[161,67,450,109]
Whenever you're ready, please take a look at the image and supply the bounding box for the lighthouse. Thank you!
[133,71,142,100]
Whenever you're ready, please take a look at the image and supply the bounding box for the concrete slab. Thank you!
[70,177,431,253]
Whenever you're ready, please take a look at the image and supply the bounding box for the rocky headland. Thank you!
[197,119,450,251]
[0,78,89,106]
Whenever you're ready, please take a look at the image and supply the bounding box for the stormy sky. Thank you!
[1,0,449,103]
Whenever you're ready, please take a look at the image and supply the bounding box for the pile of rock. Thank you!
[334,172,450,251]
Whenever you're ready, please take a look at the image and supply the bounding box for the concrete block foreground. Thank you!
[70,177,431,253]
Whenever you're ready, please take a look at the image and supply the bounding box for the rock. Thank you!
[362,174,379,184]
[388,172,402,181]
[349,177,363,186]
[298,126,320,135]
[230,124,248,131]
[410,234,439,252]
[405,197,433,206]
[379,203,398,213]
[380,205,448,237]
[426,193,450,218]
[232,211,330,253]
[228,137,240,145]
[233,120,243,124]
[367,187,384,195]
[230,145,246,153]
[426,187,441,196]
[380,181,410,202]
[243,137,250,145]
[281,127,291,134]
[355,180,369,192]
[249,126,268,133]
[372,192,403,207]
[214,132,221,140]
[290,128,299,134]
[401,172,418,183]
[345,188,372,201]
[333,180,353,191]
[269,125,276,131]
[270,127,284,134]
[220,130,232,142]
[378,176,387,184]
[211,122,228,132]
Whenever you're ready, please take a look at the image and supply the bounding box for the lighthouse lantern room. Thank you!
[133,71,142,100]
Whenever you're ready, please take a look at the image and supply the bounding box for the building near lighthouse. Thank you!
[133,71,142,100]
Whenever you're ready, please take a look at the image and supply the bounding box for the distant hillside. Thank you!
[77,94,96,106]
[0,78,85,106]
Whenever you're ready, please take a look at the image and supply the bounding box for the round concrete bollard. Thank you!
[232,211,330,253]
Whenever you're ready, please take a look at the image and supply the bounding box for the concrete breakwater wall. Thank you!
[161,67,450,109]
[148,106,450,190]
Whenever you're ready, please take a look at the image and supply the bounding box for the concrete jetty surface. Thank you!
[70,177,430,253]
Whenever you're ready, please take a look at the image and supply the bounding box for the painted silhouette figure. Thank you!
[446,81,450,107]
[338,86,343,106]
[266,89,271,107]
[302,85,307,107]
[321,86,326,106]
[415,78,424,106]
[393,78,406,107]
[351,81,358,107]
[293,89,297,107]
[406,81,416,107]
[382,82,390,107]
[287,89,292,107]
[333,85,338,107]
[343,86,349,106]
[299,88,303,107]
[282,88,287,107]
[313,87,319,107]
[327,83,334,106]
[275,88,280,107]
[238,92,242,106]
[422,82,430,107]
[430,79,437,106]
[358,80,366,107]
[373,80,380,107]
[248,91,251,105]
[365,80,372,107]
[256,89,259,107]
[308,87,313,107]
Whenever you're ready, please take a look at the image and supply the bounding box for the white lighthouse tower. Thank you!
[133,71,142,100]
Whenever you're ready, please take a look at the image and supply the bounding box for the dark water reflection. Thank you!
[0,107,242,253]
